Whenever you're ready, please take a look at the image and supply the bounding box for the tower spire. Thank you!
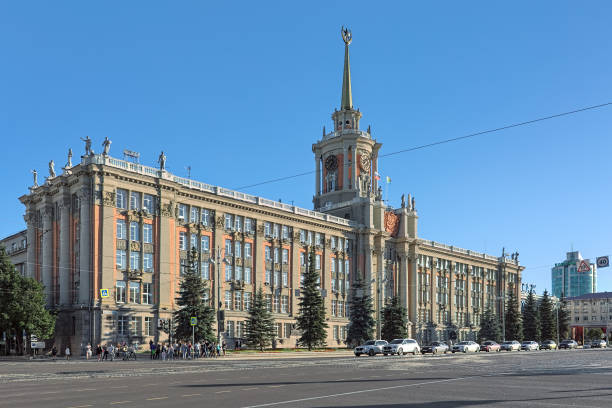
[341,27,353,110]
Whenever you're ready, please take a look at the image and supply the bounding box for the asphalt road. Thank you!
[0,349,611,407]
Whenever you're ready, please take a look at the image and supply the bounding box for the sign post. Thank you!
[190,317,197,349]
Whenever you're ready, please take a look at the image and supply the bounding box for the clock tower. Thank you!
[313,27,382,220]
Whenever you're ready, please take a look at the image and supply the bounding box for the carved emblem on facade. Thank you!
[256,224,265,236]
[384,211,400,237]
[216,216,224,228]
[102,191,115,207]
[116,240,127,250]
[161,202,173,217]
[130,241,141,252]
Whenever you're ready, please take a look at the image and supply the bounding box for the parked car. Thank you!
[383,339,420,355]
[500,340,521,351]
[354,340,388,356]
[591,339,607,348]
[452,341,480,353]
[521,341,539,351]
[480,340,501,352]
[558,339,578,349]
[539,340,557,350]
[421,341,449,354]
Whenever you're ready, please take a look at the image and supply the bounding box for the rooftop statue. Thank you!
[102,136,112,156]
[80,136,93,156]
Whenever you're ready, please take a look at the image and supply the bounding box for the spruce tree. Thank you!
[477,306,502,343]
[245,288,276,351]
[539,290,556,341]
[346,276,375,347]
[296,248,328,350]
[522,290,540,341]
[380,296,407,342]
[0,247,55,354]
[173,248,215,343]
[504,285,522,341]
[557,294,570,340]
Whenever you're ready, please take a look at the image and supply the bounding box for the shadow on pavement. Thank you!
[181,377,450,388]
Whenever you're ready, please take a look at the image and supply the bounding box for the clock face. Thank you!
[360,153,371,172]
[325,155,338,171]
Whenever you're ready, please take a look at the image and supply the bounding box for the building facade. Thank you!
[13,30,523,353]
[0,230,27,276]
[567,292,612,343]
[551,251,597,299]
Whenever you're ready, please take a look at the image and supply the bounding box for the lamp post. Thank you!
[497,292,506,342]
[209,247,226,344]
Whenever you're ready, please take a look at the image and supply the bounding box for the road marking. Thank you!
[240,376,476,408]
[41,391,61,394]
[110,386,128,389]
[242,387,259,390]
[182,393,201,397]
[110,401,132,405]
[66,405,92,408]
[215,390,231,394]
[146,396,168,401]
[78,388,96,392]
[267,385,284,388]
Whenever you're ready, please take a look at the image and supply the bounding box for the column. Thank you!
[315,156,321,196]
[466,267,473,324]
[448,262,455,325]
[398,253,409,311]
[24,212,36,279]
[79,188,91,305]
[59,198,71,305]
[408,255,418,326]
[342,145,349,190]
[351,146,357,189]
[42,207,53,306]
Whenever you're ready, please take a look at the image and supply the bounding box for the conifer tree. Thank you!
[477,306,502,343]
[346,275,375,347]
[380,296,407,342]
[245,287,276,351]
[504,285,523,341]
[522,290,540,341]
[173,248,215,343]
[557,294,570,340]
[296,248,328,350]
[539,290,556,341]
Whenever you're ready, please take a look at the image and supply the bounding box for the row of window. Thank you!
[117,220,153,243]
[116,281,154,304]
[223,291,253,311]
[224,265,252,283]
[115,315,155,336]
[178,205,213,226]
[330,300,348,317]
[575,315,612,322]
[223,213,255,233]
[116,250,154,272]
[116,190,156,213]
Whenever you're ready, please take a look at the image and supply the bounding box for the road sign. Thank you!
[100,289,109,298]
[596,256,609,268]
[190,316,197,326]
[31,341,45,349]
[577,260,591,273]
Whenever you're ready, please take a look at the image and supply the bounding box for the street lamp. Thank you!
[209,247,228,344]
[373,275,388,340]
[497,292,506,342]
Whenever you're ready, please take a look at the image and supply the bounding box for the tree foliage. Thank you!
[296,248,328,350]
[477,306,502,343]
[504,285,522,341]
[522,290,540,341]
[0,247,55,354]
[346,275,375,347]
[173,248,215,343]
[586,328,603,341]
[245,288,276,351]
[538,290,556,341]
[557,294,570,340]
[381,296,407,342]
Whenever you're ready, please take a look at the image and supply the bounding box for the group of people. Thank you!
[148,340,227,360]
[85,342,137,361]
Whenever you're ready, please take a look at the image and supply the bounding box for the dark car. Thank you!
[591,340,607,348]
[421,341,449,354]
[558,339,578,349]
[480,341,501,352]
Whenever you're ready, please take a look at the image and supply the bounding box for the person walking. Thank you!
[168,343,174,361]
[51,346,57,361]
[108,343,115,361]
[102,345,108,361]
[65,346,71,360]
[86,343,92,360]
[96,344,102,362]
[222,341,227,356]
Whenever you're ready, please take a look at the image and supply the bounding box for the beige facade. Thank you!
[11,30,523,353]
[0,230,27,276]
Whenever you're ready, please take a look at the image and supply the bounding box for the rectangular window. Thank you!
[274,271,280,287]
[315,254,321,269]
[237,321,245,338]
[235,216,242,232]
[235,241,242,258]
[331,300,337,317]
[300,252,305,266]
[308,231,313,245]
[227,321,235,338]
[264,222,272,237]
[331,236,337,249]
[201,209,210,226]
[300,229,306,243]
[265,246,271,260]
[244,292,252,311]
[144,316,153,336]
[129,282,140,303]
[265,269,271,285]
[225,265,233,281]
[143,253,153,272]
[282,271,288,287]
[130,221,140,241]
[245,242,252,258]
[331,260,336,274]
[130,251,140,270]
[190,233,198,251]
[225,239,232,256]
[178,204,187,219]
[281,295,288,313]
[315,233,322,246]
[116,281,126,303]
[201,261,210,280]
[116,219,126,240]
[235,266,243,281]
[180,259,188,275]
[143,194,154,213]
[234,291,242,311]
[273,224,280,239]
[331,279,336,292]
[284,323,292,338]
[225,291,232,310]
[190,206,199,223]
[143,283,153,304]
[275,323,282,338]
[265,295,272,312]
[143,224,152,243]
[116,189,127,209]
[282,249,289,264]
[130,316,142,336]
[118,315,128,335]
[179,232,187,250]
[201,235,210,252]
[116,249,126,269]
[274,248,280,263]
[244,267,251,284]
[282,225,289,240]
[225,214,233,230]
[245,218,252,233]
[129,192,141,211]
[273,295,280,313]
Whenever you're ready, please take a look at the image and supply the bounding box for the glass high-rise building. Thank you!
[551,251,597,298]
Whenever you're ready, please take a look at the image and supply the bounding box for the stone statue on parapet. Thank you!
[102,137,112,156]
[158,151,167,171]
[48,160,56,178]
[80,136,93,156]
[31,169,38,187]
[401,194,405,208]
[411,196,415,211]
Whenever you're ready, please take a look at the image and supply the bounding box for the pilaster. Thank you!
[42,206,53,306]
[59,196,71,305]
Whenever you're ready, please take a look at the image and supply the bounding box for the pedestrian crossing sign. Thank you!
[190,317,197,326]
[100,289,109,298]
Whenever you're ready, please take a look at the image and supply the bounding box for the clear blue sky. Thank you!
[1,1,611,294]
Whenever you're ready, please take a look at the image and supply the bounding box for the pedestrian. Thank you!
[150,342,156,360]
[86,343,92,360]
[161,344,167,361]
[216,343,221,358]
[222,341,227,356]
[65,346,71,360]
[102,345,108,361]
[51,346,57,361]
[155,343,161,360]
[96,344,102,362]
[109,343,115,361]
[168,343,174,360]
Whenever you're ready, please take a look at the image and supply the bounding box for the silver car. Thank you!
[500,340,521,351]
[354,340,388,356]
[521,341,539,351]
[452,341,480,353]
[382,338,420,356]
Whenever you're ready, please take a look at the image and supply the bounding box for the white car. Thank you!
[521,341,539,351]
[382,339,420,355]
[354,340,388,356]
[451,341,480,353]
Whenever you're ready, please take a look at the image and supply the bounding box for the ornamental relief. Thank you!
[384,211,400,237]
[130,241,141,252]
[102,191,115,207]
[215,216,224,228]
[143,243,154,253]
[160,202,174,218]
[116,240,127,250]
[256,224,265,236]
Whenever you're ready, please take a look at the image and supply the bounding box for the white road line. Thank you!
[146,396,168,400]
[182,394,201,397]
[215,390,231,394]
[110,401,132,405]
[240,376,476,408]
